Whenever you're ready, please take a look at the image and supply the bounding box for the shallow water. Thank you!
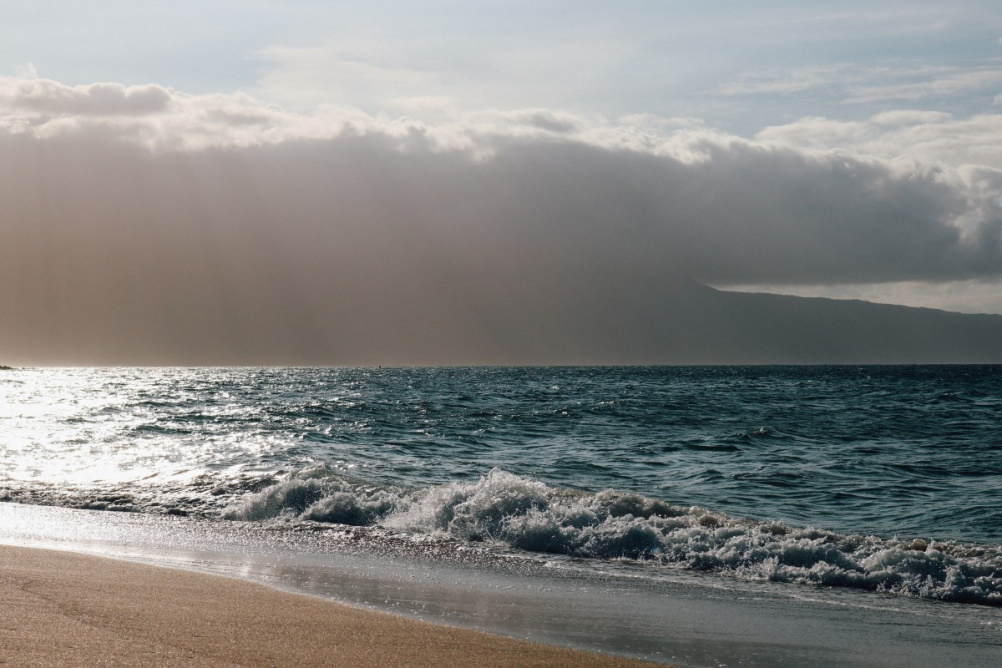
[4,502,1001,667]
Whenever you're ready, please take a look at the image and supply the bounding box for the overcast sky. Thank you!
[2,2,1001,363]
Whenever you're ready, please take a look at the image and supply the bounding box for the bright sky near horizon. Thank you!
[2,1,1002,363]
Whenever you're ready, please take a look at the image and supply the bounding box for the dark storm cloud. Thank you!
[1,82,1001,363]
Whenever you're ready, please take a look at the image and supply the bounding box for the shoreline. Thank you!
[0,543,659,667]
[3,503,1002,666]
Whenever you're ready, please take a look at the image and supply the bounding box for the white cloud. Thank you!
[755,111,1002,170]
[0,74,1000,290]
[255,44,451,114]
[0,74,731,157]
[0,78,171,117]
[719,66,851,95]
[252,31,642,120]
[870,110,952,125]
[845,67,1002,103]
[721,63,1002,106]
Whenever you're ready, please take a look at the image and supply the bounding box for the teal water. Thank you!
[2,365,1001,605]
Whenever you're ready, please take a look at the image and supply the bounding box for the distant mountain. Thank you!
[662,283,1002,364]
[2,274,1000,365]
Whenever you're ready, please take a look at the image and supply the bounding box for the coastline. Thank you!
[2,503,1002,666]
[0,544,658,667]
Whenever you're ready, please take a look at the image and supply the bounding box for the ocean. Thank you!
[2,365,1001,665]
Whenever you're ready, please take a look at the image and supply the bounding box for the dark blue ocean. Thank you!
[2,365,1001,606]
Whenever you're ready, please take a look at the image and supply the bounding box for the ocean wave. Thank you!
[222,471,403,525]
[222,468,1002,606]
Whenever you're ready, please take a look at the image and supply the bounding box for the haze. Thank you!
[2,2,1001,365]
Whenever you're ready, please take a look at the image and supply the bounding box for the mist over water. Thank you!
[3,365,1002,605]
[2,127,1002,366]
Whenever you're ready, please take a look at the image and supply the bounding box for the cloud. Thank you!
[721,63,1002,105]
[252,32,640,118]
[719,66,850,95]
[255,44,449,114]
[1,76,1002,362]
[755,112,1002,169]
[870,110,953,125]
[1,76,999,285]
[0,77,171,116]
[845,67,1002,103]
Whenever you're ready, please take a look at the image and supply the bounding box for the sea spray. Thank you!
[222,470,403,525]
[221,468,1002,605]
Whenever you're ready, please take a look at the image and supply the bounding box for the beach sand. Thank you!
[0,544,659,667]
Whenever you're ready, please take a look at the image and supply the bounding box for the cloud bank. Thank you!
[1,76,1001,363]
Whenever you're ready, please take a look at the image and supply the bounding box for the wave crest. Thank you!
[222,472,401,526]
[224,468,1002,605]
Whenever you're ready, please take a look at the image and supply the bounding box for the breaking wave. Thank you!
[223,468,1002,606]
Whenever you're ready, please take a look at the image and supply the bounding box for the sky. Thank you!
[2,1,1002,363]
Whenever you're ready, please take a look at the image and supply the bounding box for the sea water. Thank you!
[2,366,1001,664]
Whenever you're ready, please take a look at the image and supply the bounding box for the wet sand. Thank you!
[0,544,659,667]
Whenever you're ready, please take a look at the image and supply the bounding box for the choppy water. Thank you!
[2,365,1001,606]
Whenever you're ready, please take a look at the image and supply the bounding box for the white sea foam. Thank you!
[223,468,1002,605]
[222,473,402,525]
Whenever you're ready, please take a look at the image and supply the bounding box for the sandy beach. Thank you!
[0,544,657,667]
